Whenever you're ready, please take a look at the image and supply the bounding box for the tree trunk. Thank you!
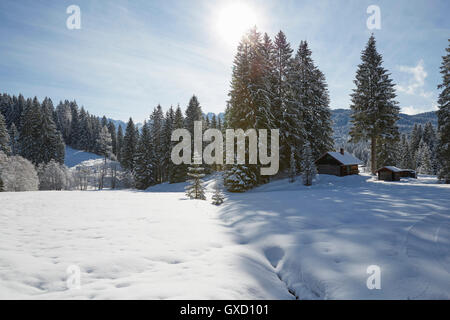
[371,137,377,175]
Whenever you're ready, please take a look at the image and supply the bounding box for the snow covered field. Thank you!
[0,174,449,299]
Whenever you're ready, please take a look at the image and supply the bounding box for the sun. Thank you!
[215,3,258,45]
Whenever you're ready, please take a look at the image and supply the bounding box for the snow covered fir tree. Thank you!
[185,152,206,200]
[437,39,450,183]
[211,181,225,205]
[349,34,400,174]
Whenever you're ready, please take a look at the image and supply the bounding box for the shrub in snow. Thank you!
[224,165,257,192]
[38,160,73,190]
[301,142,317,186]
[0,151,39,191]
[211,182,225,205]
[185,153,206,200]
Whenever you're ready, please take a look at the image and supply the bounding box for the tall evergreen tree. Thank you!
[40,98,65,164]
[0,112,11,155]
[107,121,117,157]
[162,106,175,182]
[437,39,450,183]
[170,106,187,183]
[290,41,334,162]
[273,31,294,170]
[121,118,138,172]
[134,121,154,189]
[19,97,43,164]
[224,27,273,190]
[116,125,124,162]
[150,105,165,183]
[349,35,400,174]
[301,141,317,186]
[8,123,19,155]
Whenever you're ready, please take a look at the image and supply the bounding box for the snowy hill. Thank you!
[64,146,102,168]
[0,173,448,299]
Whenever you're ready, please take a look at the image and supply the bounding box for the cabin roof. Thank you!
[322,152,362,165]
[376,166,415,173]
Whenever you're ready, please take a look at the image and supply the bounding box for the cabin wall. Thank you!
[317,164,341,176]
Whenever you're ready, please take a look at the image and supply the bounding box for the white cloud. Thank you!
[396,59,433,98]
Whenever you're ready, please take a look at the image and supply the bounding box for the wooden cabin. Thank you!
[376,166,417,181]
[315,149,361,177]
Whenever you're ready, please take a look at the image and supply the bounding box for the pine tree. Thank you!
[289,147,297,183]
[162,106,175,182]
[349,35,400,174]
[19,97,42,164]
[0,112,11,155]
[107,121,117,157]
[416,140,433,175]
[410,123,423,156]
[398,134,413,169]
[224,27,272,190]
[211,181,225,205]
[185,152,206,200]
[150,105,165,183]
[290,41,334,162]
[170,106,187,183]
[121,117,138,172]
[8,123,19,155]
[437,39,450,183]
[134,121,154,189]
[40,97,65,164]
[97,125,112,189]
[273,31,294,171]
[301,141,317,186]
[116,125,124,162]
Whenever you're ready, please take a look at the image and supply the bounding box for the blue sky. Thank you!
[0,0,448,121]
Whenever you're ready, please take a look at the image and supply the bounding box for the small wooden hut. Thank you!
[315,149,361,176]
[376,166,417,181]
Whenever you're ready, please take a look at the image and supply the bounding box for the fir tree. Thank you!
[150,105,165,183]
[134,121,154,189]
[40,97,65,164]
[97,125,112,189]
[162,106,175,182]
[0,112,11,155]
[8,123,19,155]
[224,27,272,190]
[416,140,433,175]
[107,121,117,157]
[116,125,124,163]
[185,152,206,200]
[349,35,400,174]
[437,39,450,183]
[19,97,42,164]
[289,147,297,183]
[398,134,413,169]
[211,181,225,205]
[290,41,333,162]
[170,106,187,183]
[121,118,138,172]
[410,123,423,156]
[301,141,317,186]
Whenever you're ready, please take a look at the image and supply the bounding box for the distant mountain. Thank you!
[331,109,437,144]
[109,109,436,143]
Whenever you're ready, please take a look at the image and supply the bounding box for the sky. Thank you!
[0,0,449,122]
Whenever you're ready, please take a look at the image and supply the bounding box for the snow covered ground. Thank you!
[0,174,449,299]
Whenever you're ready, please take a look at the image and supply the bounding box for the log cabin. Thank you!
[315,149,361,176]
[376,166,417,181]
